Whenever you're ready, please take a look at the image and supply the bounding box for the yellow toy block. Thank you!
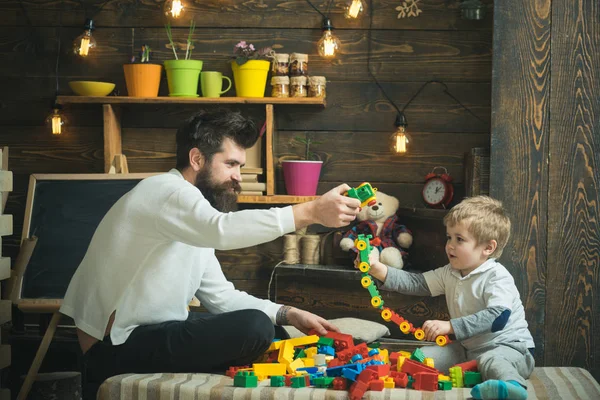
[381,377,395,389]
[378,348,389,364]
[439,374,451,381]
[300,357,315,367]
[289,358,305,374]
[399,351,412,358]
[288,335,320,347]
[304,347,318,358]
[267,340,283,352]
[424,357,435,368]
[277,340,295,371]
[253,363,287,377]
[396,356,406,371]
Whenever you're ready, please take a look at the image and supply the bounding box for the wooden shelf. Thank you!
[237,195,318,204]
[56,96,326,106]
[274,264,361,280]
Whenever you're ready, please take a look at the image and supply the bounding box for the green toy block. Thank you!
[410,348,426,362]
[294,348,306,358]
[449,366,464,388]
[438,380,453,390]
[407,376,414,389]
[234,371,258,388]
[318,337,334,347]
[369,341,381,348]
[271,376,285,387]
[464,371,483,387]
[291,376,307,388]
[313,376,335,388]
[366,283,380,298]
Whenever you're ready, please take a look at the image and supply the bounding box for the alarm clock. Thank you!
[422,167,454,209]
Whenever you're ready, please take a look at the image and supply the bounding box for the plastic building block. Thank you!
[365,364,390,377]
[233,371,258,388]
[453,359,479,372]
[318,337,334,347]
[424,357,435,368]
[349,381,369,400]
[368,348,380,357]
[346,182,377,207]
[401,359,440,376]
[413,372,439,391]
[369,380,385,391]
[332,377,348,390]
[439,380,453,390]
[290,376,307,388]
[318,345,335,356]
[313,376,335,388]
[382,377,395,388]
[390,371,408,388]
[253,363,286,377]
[270,376,285,387]
[464,371,483,387]
[410,348,426,362]
[449,366,464,388]
[225,365,250,378]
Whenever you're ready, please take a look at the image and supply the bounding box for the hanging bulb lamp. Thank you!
[73,19,96,57]
[164,0,185,19]
[390,112,410,154]
[317,18,341,58]
[46,105,66,135]
[345,0,366,19]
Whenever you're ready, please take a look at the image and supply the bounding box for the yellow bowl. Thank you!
[68,81,115,96]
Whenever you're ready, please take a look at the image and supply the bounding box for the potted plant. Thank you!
[281,134,324,196]
[123,45,163,97]
[231,41,273,98]
[460,0,486,20]
[164,21,203,97]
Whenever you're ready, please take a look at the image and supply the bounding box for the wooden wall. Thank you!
[492,0,599,381]
[0,0,493,299]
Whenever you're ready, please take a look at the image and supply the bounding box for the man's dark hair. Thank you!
[175,109,259,170]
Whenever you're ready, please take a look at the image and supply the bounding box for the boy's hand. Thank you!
[422,320,454,342]
[353,248,388,282]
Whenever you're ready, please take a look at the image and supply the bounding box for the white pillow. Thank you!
[283,317,390,343]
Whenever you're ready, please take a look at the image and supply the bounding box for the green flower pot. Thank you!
[164,60,203,97]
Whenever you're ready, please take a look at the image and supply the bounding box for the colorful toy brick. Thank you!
[410,348,426,362]
[233,371,258,388]
[464,371,483,387]
[270,376,285,387]
[453,359,479,372]
[413,372,439,391]
[449,366,464,388]
[345,182,378,207]
[438,380,453,390]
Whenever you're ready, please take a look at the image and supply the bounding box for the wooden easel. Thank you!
[15,154,131,400]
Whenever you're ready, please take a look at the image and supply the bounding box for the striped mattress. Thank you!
[97,367,600,400]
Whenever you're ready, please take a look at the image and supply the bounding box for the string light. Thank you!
[317,18,341,58]
[345,0,366,19]
[164,0,185,19]
[46,105,65,135]
[390,113,409,154]
[73,18,96,57]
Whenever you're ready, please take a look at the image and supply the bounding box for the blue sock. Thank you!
[471,380,528,400]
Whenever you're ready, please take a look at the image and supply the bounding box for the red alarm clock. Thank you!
[422,167,454,209]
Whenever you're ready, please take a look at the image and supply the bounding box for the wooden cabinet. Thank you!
[56,96,326,204]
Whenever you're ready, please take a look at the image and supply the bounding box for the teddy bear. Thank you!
[340,191,413,269]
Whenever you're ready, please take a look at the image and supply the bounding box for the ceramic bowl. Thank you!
[68,81,115,96]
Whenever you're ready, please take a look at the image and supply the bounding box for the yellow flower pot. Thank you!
[231,60,271,98]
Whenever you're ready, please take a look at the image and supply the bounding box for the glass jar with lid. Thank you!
[271,76,290,98]
[308,76,327,98]
[290,76,308,97]
[289,53,308,76]
[272,53,290,76]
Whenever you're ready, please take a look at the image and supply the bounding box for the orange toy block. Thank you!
[366,364,390,377]
[453,359,478,372]
[401,359,441,376]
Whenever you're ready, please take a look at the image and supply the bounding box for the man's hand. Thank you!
[277,306,339,336]
[293,184,360,229]
[422,320,454,342]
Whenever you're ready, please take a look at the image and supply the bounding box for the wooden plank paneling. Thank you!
[0,0,494,30]
[490,0,551,367]
[0,27,492,82]
[545,0,600,380]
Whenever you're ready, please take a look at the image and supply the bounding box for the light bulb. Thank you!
[46,108,65,135]
[164,0,185,19]
[317,19,341,58]
[345,0,366,19]
[390,113,409,154]
[390,126,410,154]
[73,19,96,57]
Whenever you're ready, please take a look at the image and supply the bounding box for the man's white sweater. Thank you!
[60,169,295,345]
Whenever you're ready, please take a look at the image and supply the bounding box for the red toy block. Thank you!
[304,375,311,386]
[401,359,440,376]
[284,374,293,387]
[337,342,369,363]
[390,311,405,325]
[453,359,478,372]
[225,365,250,378]
[413,372,439,391]
[369,380,385,391]
[366,364,390,377]
[332,377,348,390]
[349,381,369,400]
[327,358,344,368]
[324,331,354,351]
[390,371,408,388]
[356,369,378,384]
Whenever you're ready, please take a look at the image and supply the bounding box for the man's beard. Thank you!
[194,165,241,212]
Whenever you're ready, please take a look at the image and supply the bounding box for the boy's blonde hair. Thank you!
[443,196,511,259]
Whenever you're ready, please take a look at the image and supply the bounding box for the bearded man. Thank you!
[60,109,360,399]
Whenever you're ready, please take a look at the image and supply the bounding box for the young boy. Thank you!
[365,196,535,400]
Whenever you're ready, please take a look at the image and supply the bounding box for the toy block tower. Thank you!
[0,147,12,399]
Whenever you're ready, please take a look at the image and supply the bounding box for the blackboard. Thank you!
[16,174,155,306]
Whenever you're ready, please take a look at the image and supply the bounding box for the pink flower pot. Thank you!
[282,160,323,196]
